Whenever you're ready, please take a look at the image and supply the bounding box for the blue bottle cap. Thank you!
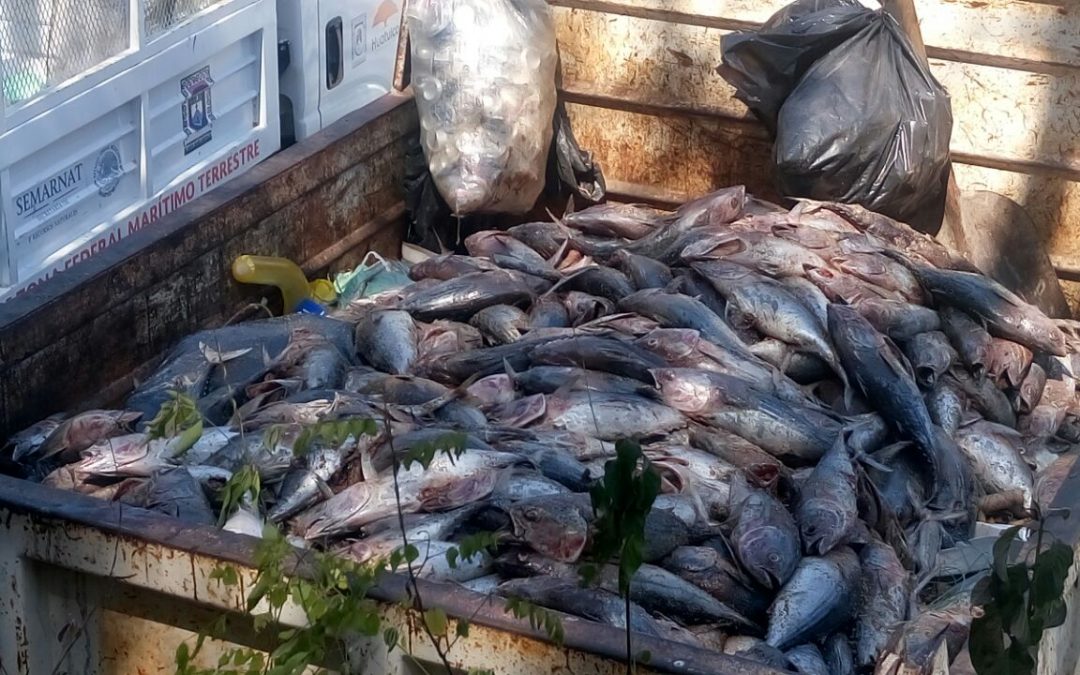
[294,298,327,315]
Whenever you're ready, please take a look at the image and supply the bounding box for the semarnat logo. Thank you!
[372,0,398,26]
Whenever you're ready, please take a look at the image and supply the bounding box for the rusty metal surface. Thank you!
[0,474,784,675]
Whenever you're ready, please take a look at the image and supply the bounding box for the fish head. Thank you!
[509,498,589,563]
[737,523,800,589]
[650,369,713,413]
[798,502,849,556]
[680,232,745,261]
[635,329,698,360]
[703,185,747,226]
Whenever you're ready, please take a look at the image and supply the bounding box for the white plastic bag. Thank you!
[407,0,558,215]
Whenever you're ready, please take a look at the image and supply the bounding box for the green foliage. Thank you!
[147,390,203,455]
[970,517,1074,675]
[504,597,566,645]
[400,431,468,471]
[216,464,261,527]
[291,417,378,457]
[581,439,660,595]
[175,525,385,675]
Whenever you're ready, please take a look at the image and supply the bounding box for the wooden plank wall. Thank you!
[549,0,1080,308]
[0,95,417,439]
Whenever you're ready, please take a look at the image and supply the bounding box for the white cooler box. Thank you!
[277,0,400,144]
[0,0,280,301]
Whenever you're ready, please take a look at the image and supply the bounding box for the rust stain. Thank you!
[666,48,694,67]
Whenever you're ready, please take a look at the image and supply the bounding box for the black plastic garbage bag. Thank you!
[718,0,876,135]
[719,0,952,229]
[771,12,952,226]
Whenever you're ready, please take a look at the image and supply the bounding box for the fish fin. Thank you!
[547,236,570,267]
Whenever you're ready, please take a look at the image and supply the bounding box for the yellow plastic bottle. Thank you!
[231,255,312,313]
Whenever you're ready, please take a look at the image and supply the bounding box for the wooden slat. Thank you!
[550,0,1080,73]
[554,7,1080,179]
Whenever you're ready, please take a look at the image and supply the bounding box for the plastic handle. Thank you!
[326,17,344,90]
[231,255,311,313]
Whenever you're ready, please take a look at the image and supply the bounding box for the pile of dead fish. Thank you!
[7,185,1080,674]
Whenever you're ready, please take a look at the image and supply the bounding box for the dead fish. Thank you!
[413,538,494,583]
[541,390,686,441]
[886,253,1067,356]
[662,545,771,622]
[766,547,861,650]
[469,304,529,345]
[529,335,668,383]
[268,327,350,390]
[786,643,830,675]
[939,306,992,378]
[508,493,592,562]
[668,269,730,318]
[635,328,809,405]
[749,339,832,384]
[560,202,667,240]
[490,468,569,506]
[903,331,957,389]
[268,433,360,522]
[780,276,830,325]
[613,249,673,290]
[807,266,898,305]
[496,576,662,637]
[491,252,560,281]
[527,294,570,329]
[618,289,752,358]
[1035,453,1077,507]
[487,394,547,428]
[466,374,517,408]
[562,291,613,326]
[985,338,1033,389]
[855,540,911,667]
[688,424,788,479]
[682,230,829,278]
[408,254,498,281]
[6,413,66,463]
[620,186,746,261]
[653,368,840,463]
[880,588,974,674]
[927,382,965,436]
[74,433,175,478]
[724,637,791,670]
[123,467,216,526]
[612,563,759,630]
[400,270,541,322]
[465,230,552,269]
[832,252,924,304]
[730,485,801,590]
[820,202,978,272]
[508,221,574,259]
[509,365,654,399]
[947,368,1016,428]
[553,265,636,303]
[855,298,941,342]
[34,410,142,463]
[795,439,858,555]
[1011,362,1047,415]
[294,450,523,539]
[355,309,419,375]
[823,634,856,675]
[955,420,1034,504]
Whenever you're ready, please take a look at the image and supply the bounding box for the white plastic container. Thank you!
[276,0,400,144]
[0,0,280,301]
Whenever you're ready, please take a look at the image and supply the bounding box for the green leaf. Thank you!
[175,643,191,669]
[456,619,471,638]
[970,601,1008,675]
[383,627,400,651]
[446,547,459,570]
[993,525,1025,583]
[423,608,449,637]
[403,544,420,564]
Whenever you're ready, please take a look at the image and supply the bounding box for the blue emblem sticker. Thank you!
[181,66,214,155]
[94,145,122,197]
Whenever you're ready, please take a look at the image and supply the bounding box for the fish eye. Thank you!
[523,507,541,522]
[767,552,781,564]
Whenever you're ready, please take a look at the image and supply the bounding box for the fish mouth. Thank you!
[916,366,937,388]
